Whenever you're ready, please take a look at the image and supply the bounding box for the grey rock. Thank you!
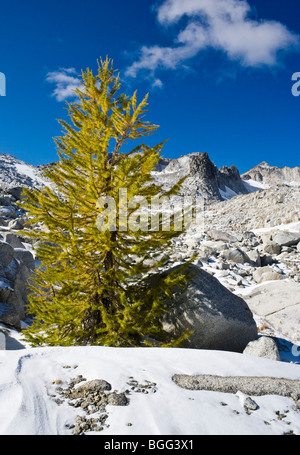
[0,206,17,219]
[0,251,34,326]
[243,336,281,361]
[246,249,261,267]
[3,233,25,249]
[172,374,300,399]
[160,264,257,352]
[243,396,259,411]
[7,219,24,230]
[263,241,281,256]
[260,254,274,267]
[0,217,7,227]
[272,231,300,247]
[107,392,128,406]
[218,165,249,198]
[243,231,257,241]
[252,266,283,284]
[0,195,15,206]
[236,392,260,411]
[7,187,24,200]
[0,303,21,329]
[297,242,300,253]
[71,379,112,398]
[7,262,31,320]
[222,248,253,265]
[155,152,251,202]
[0,241,14,267]
[13,249,35,270]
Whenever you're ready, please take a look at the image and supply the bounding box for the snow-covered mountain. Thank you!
[1,152,299,203]
[242,161,300,188]
[0,154,47,190]
[154,152,269,201]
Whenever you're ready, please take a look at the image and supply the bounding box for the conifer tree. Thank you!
[22,57,192,347]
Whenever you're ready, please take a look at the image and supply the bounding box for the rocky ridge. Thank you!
[242,162,300,187]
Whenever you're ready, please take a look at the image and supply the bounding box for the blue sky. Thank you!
[0,0,299,173]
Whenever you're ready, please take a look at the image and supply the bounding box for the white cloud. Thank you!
[46,68,82,102]
[152,78,164,89]
[126,0,299,80]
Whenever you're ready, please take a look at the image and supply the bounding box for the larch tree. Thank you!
[22,57,192,347]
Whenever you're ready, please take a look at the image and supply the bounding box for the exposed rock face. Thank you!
[218,165,249,196]
[0,154,47,330]
[0,240,35,329]
[242,162,300,186]
[204,185,300,233]
[156,152,223,201]
[155,152,249,202]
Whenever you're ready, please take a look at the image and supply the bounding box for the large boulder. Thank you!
[160,264,258,352]
[0,243,35,328]
[6,261,31,320]
[244,281,300,343]
[0,303,21,330]
[243,336,280,361]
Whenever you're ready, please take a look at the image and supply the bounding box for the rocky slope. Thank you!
[0,154,46,190]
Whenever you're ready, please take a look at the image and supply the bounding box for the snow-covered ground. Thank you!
[0,345,299,436]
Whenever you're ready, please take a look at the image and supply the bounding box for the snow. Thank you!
[242,179,270,192]
[218,185,239,200]
[14,163,45,185]
[0,345,299,435]
[252,221,300,235]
